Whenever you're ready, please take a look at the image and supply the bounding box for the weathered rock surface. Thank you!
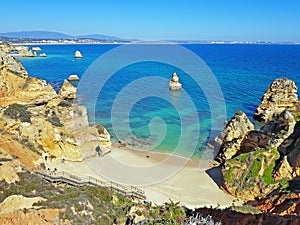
[214,110,254,163]
[238,110,296,155]
[58,80,77,99]
[218,78,300,203]
[254,78,298,122]
[0,51,57,106]
[0,47,111,162]
[68,74,79,81]
[274,121,300,179]
[0,44,34,57]
[0,102,111,161]
[0,195,45,215]
[248,189,300,216]
[74,50,83,58]
[169,72,182,90]
[0,208,66,225]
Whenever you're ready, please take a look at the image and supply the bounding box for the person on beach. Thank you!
[95,145,102,156]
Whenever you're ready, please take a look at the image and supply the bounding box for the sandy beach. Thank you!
[45,146,240,209]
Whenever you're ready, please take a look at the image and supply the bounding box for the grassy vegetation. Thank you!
[247,159,261,178]
[230,205,262,215]
[263,161,276,185]
[240,153,248,163]
[4,103,31,122]
[224,148,290,199]
[0,172,131,224]
[0,172,187,225]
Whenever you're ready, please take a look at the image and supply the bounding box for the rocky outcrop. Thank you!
[0,51,57,106]
[238,110,296,155]
[0,44,34,57]
[58,80,77,99]
[248,189,300,216]
[169,72,182,90]
[0,195,45,215]
[74,50,83,58]
[15,46,34,57]
[0,47,111,162]
[0,208,65,225]
[274,121,300,179]
[254,78,298,122]
[218,78,300,202]
[0,102,111,161]
[214,110,254,163]
[223,149,281,200]
[278,121,300,167]
[68,74,79,81]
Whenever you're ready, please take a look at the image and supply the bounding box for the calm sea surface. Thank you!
[19,44,300,158]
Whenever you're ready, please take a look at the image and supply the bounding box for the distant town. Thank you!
[0,31,300,45]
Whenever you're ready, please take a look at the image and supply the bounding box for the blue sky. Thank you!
[0,0,299,41]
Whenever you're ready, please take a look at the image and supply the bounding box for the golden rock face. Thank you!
[0,47,111,162]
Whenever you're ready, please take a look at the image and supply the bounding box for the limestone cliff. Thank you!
[254,78,298,122]
[0,51,57,106]
[0,47,111,162]
[213,110,254,163]
[58,79,77,99]
[218,78,300,201]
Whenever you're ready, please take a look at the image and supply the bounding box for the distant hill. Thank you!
[0,31,129,41]
[76,34,125,41]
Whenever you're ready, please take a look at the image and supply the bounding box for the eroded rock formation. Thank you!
[254,78,298,122]
[213,110,254,163]
[0,51,57,106]
[218,78,300,202]
[58,79,77,99]
[0,47,111,162]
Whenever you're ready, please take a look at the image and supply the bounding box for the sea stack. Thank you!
[169,72,182,90]
[74,50,83,58]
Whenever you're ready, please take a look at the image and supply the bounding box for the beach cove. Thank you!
[45,145,239,209]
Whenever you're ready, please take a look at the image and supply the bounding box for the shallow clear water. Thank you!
[19,44,300,158]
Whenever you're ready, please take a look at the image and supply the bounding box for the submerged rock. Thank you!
[254,78,298,122]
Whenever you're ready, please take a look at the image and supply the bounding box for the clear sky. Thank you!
[0,0,300,41]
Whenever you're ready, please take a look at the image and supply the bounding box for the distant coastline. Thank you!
[10,41,300,45]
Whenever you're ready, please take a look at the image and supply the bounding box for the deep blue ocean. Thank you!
[19,44,300,158]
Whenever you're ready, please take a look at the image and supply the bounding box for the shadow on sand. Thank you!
[205,166,223,187]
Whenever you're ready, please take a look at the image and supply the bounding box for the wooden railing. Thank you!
[32,170,146,200]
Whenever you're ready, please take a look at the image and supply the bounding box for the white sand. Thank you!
[46,147,240,209]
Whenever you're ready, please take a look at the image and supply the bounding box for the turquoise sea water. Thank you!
[19,44,300,158]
